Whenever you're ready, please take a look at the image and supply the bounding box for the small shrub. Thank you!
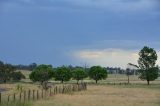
[16,84,23,92]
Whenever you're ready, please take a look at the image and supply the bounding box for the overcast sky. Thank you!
[0,0,160,68]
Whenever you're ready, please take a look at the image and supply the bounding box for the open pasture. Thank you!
[33,84,160,106]
[0,70,160,106]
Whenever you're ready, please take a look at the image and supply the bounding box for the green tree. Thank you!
[29,64,54,89]
[89,66,108,84]
[159,68,160,77]
[0,61,5,83]
[72,68,87,84]
[12,71,26,81]
[138,46,159,85]
[0,63,15,83]
[0,61,25,83]
[55,66,72,83]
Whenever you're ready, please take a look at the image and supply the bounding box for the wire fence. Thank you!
[0,83,87,104]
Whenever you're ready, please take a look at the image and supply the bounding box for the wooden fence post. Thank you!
[0,93,1,103]
[58,86,60,94]
[42,89,43,99]
[8,95,10,102]
[33,90,35,100]
[13,93,16,102]
[53,87,55,94]
[24,91,26,102]
[44,90,46,98]
[66,85,69,93]
[49,88,52,96]
[72,85,74,91]
[85,83,87,90]
[76,84,78,91]
[68,85,70,93]
[62,86,64,94]
[37,90,39,100]
[55,86,57,94]
[54,87,56,94]
[28,90,31,101]
[19,92,22,101]
[65,86,67,93]
[55,87,57,94]
[69,85,72,93]
[77,84,79,91]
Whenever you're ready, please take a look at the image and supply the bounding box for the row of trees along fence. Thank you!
[0,83,87,104]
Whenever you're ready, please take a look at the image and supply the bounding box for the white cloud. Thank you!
[73,48,160,69]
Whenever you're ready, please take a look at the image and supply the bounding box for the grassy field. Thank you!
[1,84,160,106]
[33,84,160,106]
[0,70,160,106]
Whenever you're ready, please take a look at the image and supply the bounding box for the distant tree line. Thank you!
[2,61,138,75]
[14,63,37,71]
[29,65,108,89]
[0,61,25,83]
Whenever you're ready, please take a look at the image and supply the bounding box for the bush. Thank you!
[12,71,25,81]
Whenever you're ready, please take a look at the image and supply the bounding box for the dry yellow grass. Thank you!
[33,85,160,106]
[0,83,40,103]
[0,71,160,106]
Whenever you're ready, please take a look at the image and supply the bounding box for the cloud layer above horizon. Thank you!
[73,48,160,68]
[72,40,160,68]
